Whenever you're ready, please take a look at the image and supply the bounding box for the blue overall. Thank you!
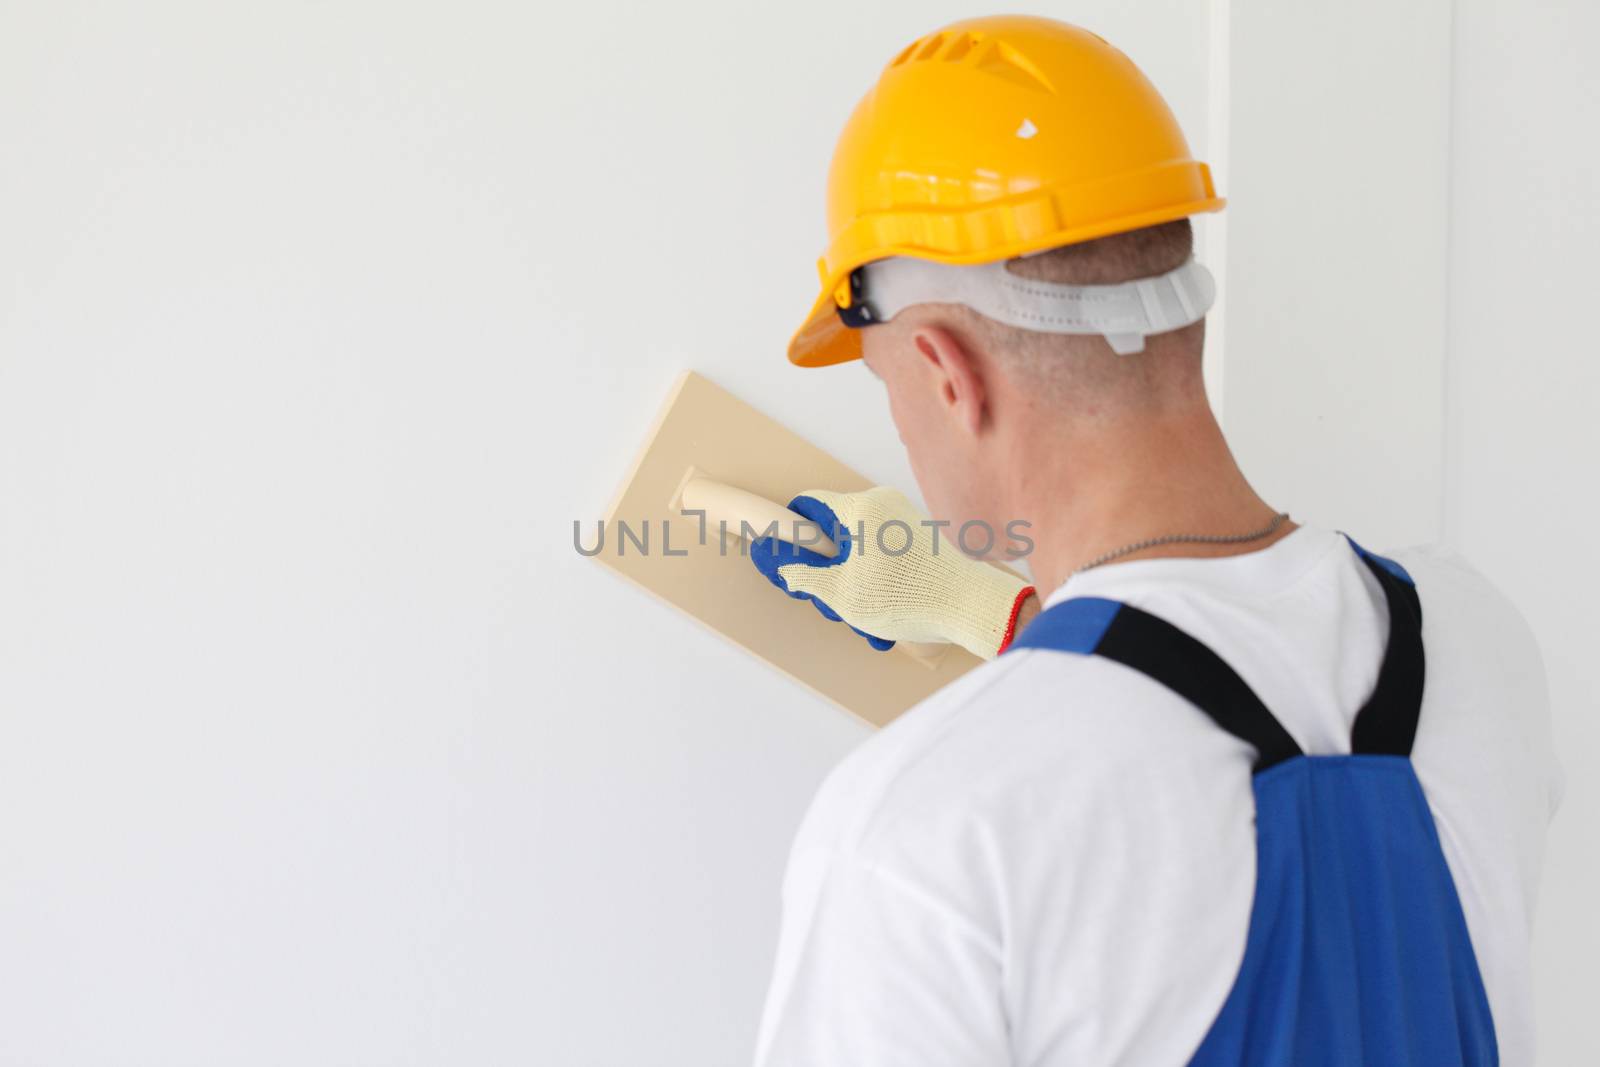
[1008,537,1498,1066]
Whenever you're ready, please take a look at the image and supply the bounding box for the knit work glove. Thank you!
[749,487,1034,661]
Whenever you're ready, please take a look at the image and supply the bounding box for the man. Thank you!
[748,15,1560,1067]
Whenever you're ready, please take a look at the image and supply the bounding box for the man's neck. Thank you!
[1014,407,1294,599]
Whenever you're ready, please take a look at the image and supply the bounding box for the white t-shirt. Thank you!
[752,525,1561,1067]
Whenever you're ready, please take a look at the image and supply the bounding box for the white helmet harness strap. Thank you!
[836,255,1216,356]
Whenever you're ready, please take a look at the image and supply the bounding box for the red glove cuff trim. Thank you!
[997,586,1036,656]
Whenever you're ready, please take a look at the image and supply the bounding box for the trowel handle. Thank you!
[678,476,949,668]
[679,477,840,557]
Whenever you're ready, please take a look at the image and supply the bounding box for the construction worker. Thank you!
[748,15,1559,1066]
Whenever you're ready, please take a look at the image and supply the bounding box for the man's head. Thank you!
[859,219,1211,550]
[786,16,1228,578]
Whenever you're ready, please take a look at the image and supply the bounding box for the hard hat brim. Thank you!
[787,287,863,368]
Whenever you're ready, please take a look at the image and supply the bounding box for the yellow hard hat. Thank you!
[789,15,1224,368]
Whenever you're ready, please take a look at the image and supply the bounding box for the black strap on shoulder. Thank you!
[1092,606,1304,773]
[1347,549,1427,758]
[1011,538,1427,770]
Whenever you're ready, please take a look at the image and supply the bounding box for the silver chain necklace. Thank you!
[1073,512,1292,575]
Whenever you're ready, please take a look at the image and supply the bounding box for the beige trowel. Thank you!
[593,371,986,728]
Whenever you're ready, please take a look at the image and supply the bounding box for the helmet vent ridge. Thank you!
[914,33,947,61]
[891,31,1053,94]
[942,32,980,62]
[973,40,1055,94]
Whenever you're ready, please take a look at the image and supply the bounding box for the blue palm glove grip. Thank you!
[749,494,896,652]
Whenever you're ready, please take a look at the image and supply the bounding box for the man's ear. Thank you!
[909,323,987,436]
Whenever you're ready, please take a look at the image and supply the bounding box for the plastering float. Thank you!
[593,371,987,727]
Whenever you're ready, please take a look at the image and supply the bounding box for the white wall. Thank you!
[1224,0,1454,544]
[1227,3,1597,1060]
[0,3,1208,1064]
[1445,2,1600,1059]
[2,1,1589,1063]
